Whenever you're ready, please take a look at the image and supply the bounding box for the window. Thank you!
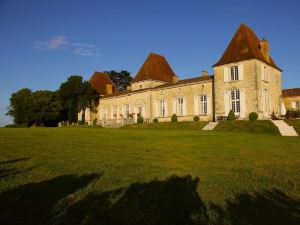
[138,106,143,116]
[231,90,240,114]
[264,66,269,82]
[125,104,130,118]
[102,108,108,120]
[113,106,117,117]
[178,97,183,116]
[200,95,207,114]
[230,66,239,81]
[296,101,300,110]
[159,100,165,117]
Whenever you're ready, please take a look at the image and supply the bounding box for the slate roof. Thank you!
[132,53,176,83]
[213,23,282,71]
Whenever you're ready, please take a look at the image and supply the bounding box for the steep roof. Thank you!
[90,71,119,95]
[213,23,282,71]
[283,88,300,97]
[132,53,176,83]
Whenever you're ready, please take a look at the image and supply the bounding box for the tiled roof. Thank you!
[153,75,213,90]
[283,88,300,97]
[90,71,119,95]
[213,23,282,71]
[101,75,213,99]
[132,53,176,83]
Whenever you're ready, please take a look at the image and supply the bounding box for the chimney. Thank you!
[201,70,208,77]
[260,39,270,62]
[106,84,113,95]
[173,75,179,83]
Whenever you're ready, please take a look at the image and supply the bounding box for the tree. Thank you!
[78,80,99,122]
[30,90,61,126]
[59,76,83,123]
[7,88,32,126]
[106,70,133,91]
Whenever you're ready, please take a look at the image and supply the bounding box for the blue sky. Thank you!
[1,0,300,126]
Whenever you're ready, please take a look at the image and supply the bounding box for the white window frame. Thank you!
[125,104,130,118]
[264,66,269,82]
[230,66,239,81]
[231,89,240,115]
[199,95,207,115]
[159,99,166,117]
[178,97,183,116]
[296,101,300,110]
[113,106,117,118]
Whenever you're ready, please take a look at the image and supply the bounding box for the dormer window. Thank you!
[230,66,239,81]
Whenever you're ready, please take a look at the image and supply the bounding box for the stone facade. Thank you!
[214,59,282,120]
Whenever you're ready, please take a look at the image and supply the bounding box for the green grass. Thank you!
[1,128,300,224]
[122,121,208,130]
[286,119,300,136]
[214,120,280,135]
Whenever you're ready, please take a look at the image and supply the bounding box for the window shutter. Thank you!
[155,100,159,117]
[183,97,187,116]
[292,101,296,109]
[238,64,244,80]
[207,94,212,115]
[172,98,177,114]
[194,96,199,115]
[165,101,168,117]
[224,67,229,82]
[240,89,246,118]
[262,89,266,113]
[261,64,265,81]
[224,91,230,116]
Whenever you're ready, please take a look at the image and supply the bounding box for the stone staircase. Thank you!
[271,120,298,136]
[202,122,219,131]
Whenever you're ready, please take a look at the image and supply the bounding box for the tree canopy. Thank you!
[106,70,133,91]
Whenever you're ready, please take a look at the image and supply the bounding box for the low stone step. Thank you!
[271,120,298,136]
[203,122,219,131]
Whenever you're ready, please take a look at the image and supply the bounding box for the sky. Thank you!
[1,0,300,126]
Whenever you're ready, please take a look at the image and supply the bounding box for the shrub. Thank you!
[93,118,98,125]
[193,115,199,122]
[227,110,236,121]
[285,110,299,120]
[153,118,158,123]
[78,120,85,125]
[171,114,178,122]
[249,112,258,121]
[137,116,144,124]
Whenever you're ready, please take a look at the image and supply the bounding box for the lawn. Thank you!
[0,127,300,225]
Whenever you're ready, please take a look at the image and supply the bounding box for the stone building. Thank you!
[79,23,298,125]
[282,88,300,111]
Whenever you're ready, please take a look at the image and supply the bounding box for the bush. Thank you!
[153,118,158,123]
[285,110,299,120]
[249,112,258,121]
[193,115,199,122]
[171,114,178,122]
[227,110,236,121]
[93,118,98,125]
[137,116,144,124]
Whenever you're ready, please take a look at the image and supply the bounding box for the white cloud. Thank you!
[35,36,101,57]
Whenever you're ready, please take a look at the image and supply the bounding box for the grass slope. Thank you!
[286,119,300,136]
[122,121,208,130]
[0,128,300,224]
[214,120,280,135]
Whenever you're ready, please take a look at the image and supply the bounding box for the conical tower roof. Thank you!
[132,53,176,83]
[213,23,281,71]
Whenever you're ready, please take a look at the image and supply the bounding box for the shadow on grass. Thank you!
[0,157,31,179]
[0,173,101,225]
[1,173,299,225]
